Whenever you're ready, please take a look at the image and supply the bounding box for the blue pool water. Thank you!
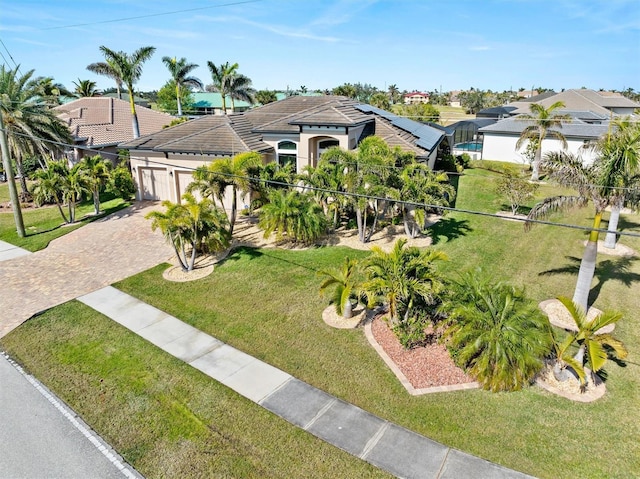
[454,142,482,152]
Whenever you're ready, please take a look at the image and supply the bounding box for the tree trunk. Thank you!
[176,83,183,116]
[530,144,541,181]
[342,297,352,319]
[572,213,601,312]
[604,203,621,249]
[553,361,571,382]
[93,188,100,215]
[229,186,237,236]
[188,240,197,271]
[16,159,30,202]
[131,111,140,139]
[356,208,365,243]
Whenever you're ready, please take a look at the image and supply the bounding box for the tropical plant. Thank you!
[87,56,124,99]
[393,103,440,123]
[31,160,68,222]
[526,151,623,312]
[189,152,262,235]
[146,193,231,272]
[585,118,640,249]
[515,101,569,181]
[205,61,238,114]
[78,155,111,214]
[0,65,72,200]
[369,92,391,110]
[108,162,136,200]
[259,189,328,244]
[32,76,73,106]
[495,173,539,215]
[389,163,455,238]
[226,73,255,111]
[91,45,156,138]
[387,84,401,104]
[72,79,99,97]
[443,273,552,392]
[551,297,627,387]
[161,56,203,116]
[361,238,448,347]
[156,79,195,115]
[318,257,361,318]
[255,89,278,105]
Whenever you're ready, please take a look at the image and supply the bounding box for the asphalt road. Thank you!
[0,353,141,479]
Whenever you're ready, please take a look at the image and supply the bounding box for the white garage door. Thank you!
[175,171,199,203]
[140,167,169,201]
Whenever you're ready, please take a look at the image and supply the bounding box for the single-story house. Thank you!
[508,89,640,117]
[120,95,447,205]
[54,97,173,164]
[479,114,610,165]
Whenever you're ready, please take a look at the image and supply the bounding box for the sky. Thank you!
[0,0,639,94]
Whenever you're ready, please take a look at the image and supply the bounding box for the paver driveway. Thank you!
[0,202,173,338]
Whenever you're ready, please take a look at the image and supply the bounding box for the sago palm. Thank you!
[444,273,552,392]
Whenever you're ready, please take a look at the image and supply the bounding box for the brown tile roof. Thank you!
[54,97,173,147]
[122,95,444,158]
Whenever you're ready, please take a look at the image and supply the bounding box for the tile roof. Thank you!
[478,116,610,139]
[508,89,640,116]
[54,97,173,147]
[122,95,444,158]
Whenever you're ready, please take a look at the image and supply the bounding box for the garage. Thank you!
[139,167,169,201]
[175,170,199,202]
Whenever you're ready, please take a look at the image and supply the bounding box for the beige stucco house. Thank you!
[120,95,446,206]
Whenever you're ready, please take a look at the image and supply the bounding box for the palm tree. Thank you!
[552,297,627,386]
[146,193,231,272]
[255,89,278,105]
[31,160,68,223]
[87,56,124,99]
[190,152,262,235]
[0,65,72,200]
[361,238,447,327]
[62,163,88,224]
[443,273,552,392]
[516,101,569,181]
[161,56,203,116]
[78,155,110,214]
[369,92,391,110]
[387,84,400,104]
[226,73,255,112]
[318,257,360,319]
[302,154,348,229]
[525,152,613,313]
[206,61,238,114]
[72,79,99,97]
[32,76,73,106]
[92,46,156,138]
[389,163,455,239]
[259,189,328,244]
[587,118,640,249]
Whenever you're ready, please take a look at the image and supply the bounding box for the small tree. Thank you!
[108,163,136,200]
[495,173,539,215]
[78,155,110,215]
[146,194,231,272]
[318,257,361,319]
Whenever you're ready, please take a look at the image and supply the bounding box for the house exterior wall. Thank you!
[481,133,599,165]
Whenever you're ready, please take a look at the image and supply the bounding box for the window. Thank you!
[277,141,297,169]
[318,139,339,158]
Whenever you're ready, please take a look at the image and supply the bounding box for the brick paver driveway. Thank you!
[0,202,173,338]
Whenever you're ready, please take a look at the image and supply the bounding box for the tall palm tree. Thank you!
[161,56,203,116]
[226,73,255,112]
[146,193,231,272]
[0,65,72,200]
[92,46,156,138]
[32,76,73,106]
[72,79,99,97]
[87,56,124,99]
[516,101,569,181]
[318,257,360,319]
[361,238,447,326]
[444,273,552,392]
[206,61,238,114]
[552,296,627,386]
[78,155,110,214]
[525,152,615,312]
[587,118,640,249]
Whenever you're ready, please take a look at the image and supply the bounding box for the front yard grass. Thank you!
[0,190,130,251]
[2,167,639,478]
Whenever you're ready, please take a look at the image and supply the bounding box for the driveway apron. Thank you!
[0,202,173,338]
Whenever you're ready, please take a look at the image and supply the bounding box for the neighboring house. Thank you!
[479,115,610,165]
[54,97,173,164]
[508,89,640,117]
[448,90,461,108]
[404,91,430,105]
[445,119,497,158]
[120,95,446,205]
[476,106,518,120]
[102,92,151,108]
[191,92,253,115]
[515,89,539,99]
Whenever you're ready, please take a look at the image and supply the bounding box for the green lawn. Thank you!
[2,167,639,478]
[435,105,475,126]
[0,184,130,251]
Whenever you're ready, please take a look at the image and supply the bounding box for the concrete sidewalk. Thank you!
[79,286,534,479]
[0,240,30,261]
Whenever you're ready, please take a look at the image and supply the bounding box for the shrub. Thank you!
[109,165,136,200]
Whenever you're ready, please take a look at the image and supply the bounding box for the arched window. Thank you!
[277,141,297,169]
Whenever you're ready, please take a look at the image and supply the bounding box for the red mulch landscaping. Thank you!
[370,316,474,389]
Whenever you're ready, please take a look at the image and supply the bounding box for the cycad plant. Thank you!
[444,273,552,392]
